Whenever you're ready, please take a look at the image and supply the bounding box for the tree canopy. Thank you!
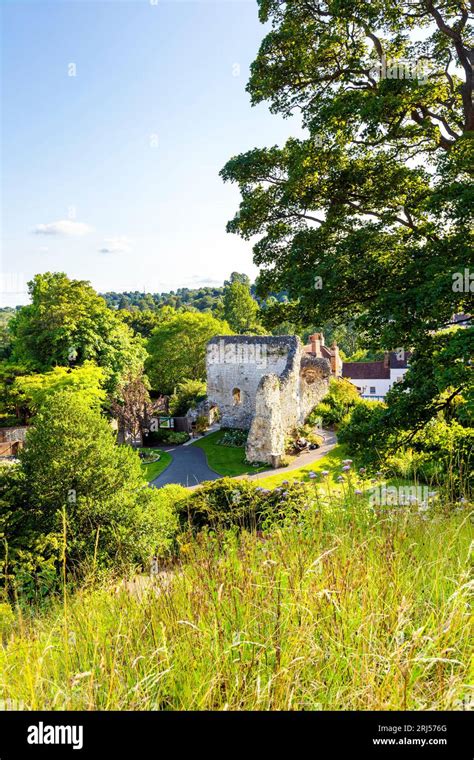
[221,0,473,436]
[223,279,262,333]
[146,311,233,394]
[9,273,146,396]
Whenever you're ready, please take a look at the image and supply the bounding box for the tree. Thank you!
[169,379,207,416]
[146,312,233,394]
[1,391,174,590]
[224,272,251,287]
[223,279,262,333]
[13,362,106,420]
[9,273,146,396]
[221,0,473,438]
[111,371,150,444]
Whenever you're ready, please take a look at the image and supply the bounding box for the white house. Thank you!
[342,351,410,401]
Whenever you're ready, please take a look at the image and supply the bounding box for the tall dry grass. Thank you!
[1,501,472,711]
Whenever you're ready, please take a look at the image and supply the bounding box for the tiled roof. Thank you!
[342,361,390,380]
[389,351,410,369]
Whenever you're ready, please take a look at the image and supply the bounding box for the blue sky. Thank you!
[1,0,302,306]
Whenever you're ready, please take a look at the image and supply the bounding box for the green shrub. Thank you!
[219,428,248,447]
[145,484,188,558]
[177,477,310,533]
[337,400,387,466]
[310,377,361,427]
[144,429,189,445]
[168,379,207,416]
[195,415,209,434]
[396,419,473,494]
[0,392,185,597]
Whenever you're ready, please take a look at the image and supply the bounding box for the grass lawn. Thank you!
[192,430,267,476]
[139,448,172,482]
[254,443,348,488]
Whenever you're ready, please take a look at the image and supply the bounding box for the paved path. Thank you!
[151,444,220,488]
[151,429,337,489]
[243,429,337,482]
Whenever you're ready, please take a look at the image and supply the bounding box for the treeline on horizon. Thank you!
[0,272,370,362]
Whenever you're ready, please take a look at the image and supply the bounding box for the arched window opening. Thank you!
[232,387,241,405]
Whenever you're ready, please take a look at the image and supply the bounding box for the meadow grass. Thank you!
[1,500,472,711]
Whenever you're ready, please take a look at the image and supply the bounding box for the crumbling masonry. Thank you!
[206,335,331,466]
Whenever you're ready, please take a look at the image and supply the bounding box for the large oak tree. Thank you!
[221,0,473,440]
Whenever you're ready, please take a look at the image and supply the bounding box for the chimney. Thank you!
[383,352,390,369]
[310,332,324,356]
[330,341,341,376]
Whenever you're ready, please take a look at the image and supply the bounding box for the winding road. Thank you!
[151,429,337,489]
[151,444,220,488]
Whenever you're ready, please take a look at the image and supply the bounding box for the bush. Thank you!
[144,484,188,559]
[177,477,310,534]
[385,419,473,494]
[0,392,184,597]
[310,377,361,427]
[195,415,209,434]
[219,428,248,447]
[339,399,473,496]
[143,429,189,445]
[337,400,387,466]
[168,379,207,416]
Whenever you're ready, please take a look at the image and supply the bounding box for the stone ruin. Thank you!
[206,335,331,466]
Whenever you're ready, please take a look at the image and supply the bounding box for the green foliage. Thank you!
[386,419,473,493]
[178,477,306,533]
[337,400,388,465]
[221,0,473,438]
[143,430,189,446]
[146,311,232,394]
[0,308,16,361]
[10,273,146,396]
[223,279,262,334]
[168,379,207,416]
[13,362,106,418]
[195,416,209,434]
[218,428,248,447]
[339,397,473,494]
[0,362,35,424]
[102,284,229,316]
[139,484,186,558]
[0,601,15,638]
[0,392,179,596]
[310,377,361,427]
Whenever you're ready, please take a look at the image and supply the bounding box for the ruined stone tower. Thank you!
[206,335,331,466]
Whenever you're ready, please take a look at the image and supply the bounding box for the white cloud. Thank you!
[34,220,93,236]
[99,236,133,254]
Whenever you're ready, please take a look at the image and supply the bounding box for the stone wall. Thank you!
[0,427,28,443]
[206,336,294,429]
[206,335,331,466]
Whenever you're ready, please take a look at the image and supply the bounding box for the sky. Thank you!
[0,0,304,306]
